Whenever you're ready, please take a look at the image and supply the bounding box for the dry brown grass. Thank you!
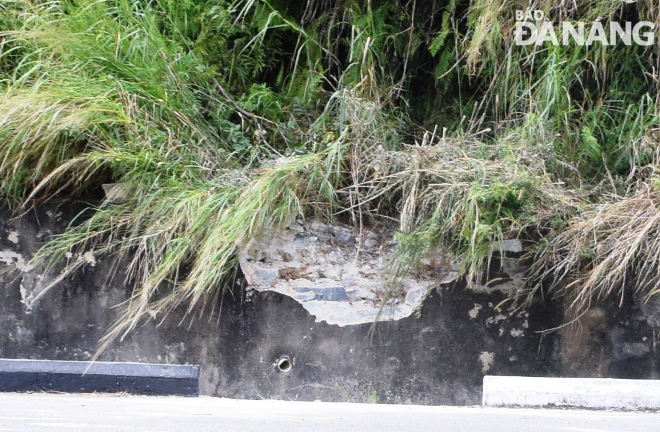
[530,180,660,315]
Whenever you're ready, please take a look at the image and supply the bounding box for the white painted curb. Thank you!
[483,376,660,411]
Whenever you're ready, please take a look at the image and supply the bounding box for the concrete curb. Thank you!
[483,376,660,411]
[0,358,199,396]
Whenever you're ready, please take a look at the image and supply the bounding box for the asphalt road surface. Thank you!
[0,393,658,432]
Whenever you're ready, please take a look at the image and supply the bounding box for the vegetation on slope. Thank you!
[1,0,660,345]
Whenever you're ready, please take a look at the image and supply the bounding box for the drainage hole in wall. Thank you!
[276,357,292,373]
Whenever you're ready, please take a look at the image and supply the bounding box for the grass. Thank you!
[1,0,660,348]
[530,179,660,316]
[353,131,580,284]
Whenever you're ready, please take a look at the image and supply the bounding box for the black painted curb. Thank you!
[0,359,199,396]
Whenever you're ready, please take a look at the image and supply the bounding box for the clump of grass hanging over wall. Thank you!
[529,175,660,316]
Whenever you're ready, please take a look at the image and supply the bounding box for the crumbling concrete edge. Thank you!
[482,375,660,411]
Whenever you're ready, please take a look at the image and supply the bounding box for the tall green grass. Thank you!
[2,0,660,345]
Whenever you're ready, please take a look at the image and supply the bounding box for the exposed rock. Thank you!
[292,285,349,302]
[242,265,279,286]
[405,286,427,306]
[329,226,354,245]
[496,239,523,254]
[468,255,526,297]
[239,223,535,326]
[239,220,447,326]
[363,238,378,249]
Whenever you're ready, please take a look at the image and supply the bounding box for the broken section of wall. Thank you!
[239,219,457,326]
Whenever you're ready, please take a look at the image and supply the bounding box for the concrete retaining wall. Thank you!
[1,201,659,404]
